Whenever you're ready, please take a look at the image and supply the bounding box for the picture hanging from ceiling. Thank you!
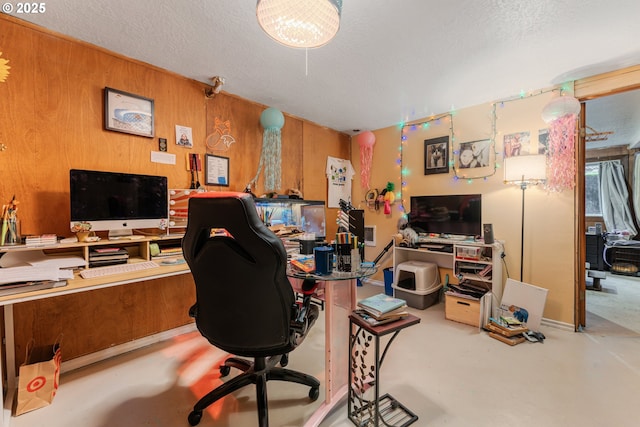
[424,136,449,175]
[175,125,193,148]
[104,87,154,137]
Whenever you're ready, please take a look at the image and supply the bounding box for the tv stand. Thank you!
[393,238,504,324]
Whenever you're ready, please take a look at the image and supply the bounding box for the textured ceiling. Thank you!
[11,0,640,137]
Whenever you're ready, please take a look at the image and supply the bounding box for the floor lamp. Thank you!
[503,154,547,281]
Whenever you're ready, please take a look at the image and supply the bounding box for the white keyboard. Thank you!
[80,261,160,279]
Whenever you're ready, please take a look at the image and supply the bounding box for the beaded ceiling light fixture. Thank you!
[256,0,343,48]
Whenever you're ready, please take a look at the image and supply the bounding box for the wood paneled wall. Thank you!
[205,93,350,238]
[0,15,349,368]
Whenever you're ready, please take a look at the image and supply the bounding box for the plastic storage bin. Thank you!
[393,261,441,309]
[383,267,394,296]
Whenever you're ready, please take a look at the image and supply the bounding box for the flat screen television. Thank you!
[70,169,168,238]
[408,194,482,237]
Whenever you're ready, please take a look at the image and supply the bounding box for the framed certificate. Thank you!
[205,154,229,186]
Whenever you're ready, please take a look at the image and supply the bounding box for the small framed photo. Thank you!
[424,136,449,175]
[175,124,193,148]
[104,87,154,137]
[205,154,229,186]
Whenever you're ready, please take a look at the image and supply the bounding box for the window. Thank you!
[585,162,602,216]
[585,159,622,217]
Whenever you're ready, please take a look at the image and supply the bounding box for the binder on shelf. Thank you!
[89,247,128,257]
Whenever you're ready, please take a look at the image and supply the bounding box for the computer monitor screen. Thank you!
[408,194,482,237]
[70,169,168,238]
[300,204,326,239]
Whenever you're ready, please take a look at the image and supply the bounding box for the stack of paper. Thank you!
[0,265,74,285]
[0,250,83,286]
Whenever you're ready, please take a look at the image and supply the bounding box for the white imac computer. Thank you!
[70,169,168,239]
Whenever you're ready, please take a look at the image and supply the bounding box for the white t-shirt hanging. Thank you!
[326,156,355,208]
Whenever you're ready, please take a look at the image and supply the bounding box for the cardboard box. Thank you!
[445,293,480,327]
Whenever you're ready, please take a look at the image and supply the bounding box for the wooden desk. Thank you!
[288,267,377,427]
[0,246,189,427]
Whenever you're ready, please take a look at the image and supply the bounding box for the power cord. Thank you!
[501,251,511,279]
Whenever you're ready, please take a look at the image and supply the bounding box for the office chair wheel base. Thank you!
[280,354,289,367]
[309,386,320,401]
[188,410,202,426]
[219,365,231,377]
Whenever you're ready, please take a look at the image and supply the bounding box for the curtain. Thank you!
[601,160,637,237]
[634,152,640,228]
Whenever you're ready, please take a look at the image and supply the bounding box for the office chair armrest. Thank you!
[291,279,319,339]
[189,304,198,319]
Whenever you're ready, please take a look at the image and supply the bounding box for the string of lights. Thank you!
[394,86,567,217]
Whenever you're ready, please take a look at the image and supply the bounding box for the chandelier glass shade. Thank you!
[256,0,342,48]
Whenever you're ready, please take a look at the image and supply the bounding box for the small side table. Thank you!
[348,313,421,427]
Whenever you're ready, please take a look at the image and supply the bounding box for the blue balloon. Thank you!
[260,107,285,130]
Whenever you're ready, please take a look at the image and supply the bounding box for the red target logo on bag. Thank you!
[26,376,47,393]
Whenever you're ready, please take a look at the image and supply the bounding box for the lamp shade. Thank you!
[541,94,580,123]
[256,0,342,48]
[504,154,547,184]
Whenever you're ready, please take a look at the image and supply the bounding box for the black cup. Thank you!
[300,239,316,255]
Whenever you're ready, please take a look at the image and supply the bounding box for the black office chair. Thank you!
[182,192,320,427]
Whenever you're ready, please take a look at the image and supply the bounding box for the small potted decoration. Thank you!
[71,221,93,242]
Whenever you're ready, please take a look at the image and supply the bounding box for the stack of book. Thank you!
[290,256,315,273]
[484,317,529,346]
[354,293,408,326]
[152,246,183,258]
[88,247,129,268]
[24,234,57,246]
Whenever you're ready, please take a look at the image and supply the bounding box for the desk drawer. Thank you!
[445,294,480,327]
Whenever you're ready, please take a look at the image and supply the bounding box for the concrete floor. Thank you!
[10,279,640,427]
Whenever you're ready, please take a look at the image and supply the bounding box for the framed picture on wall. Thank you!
[424,136,449,175]
[205,154,229,186]
[457,139,491,169]
[175,124,193,148]
[104,87,154,137]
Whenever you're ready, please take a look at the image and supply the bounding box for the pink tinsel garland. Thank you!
[546,113,577,192]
